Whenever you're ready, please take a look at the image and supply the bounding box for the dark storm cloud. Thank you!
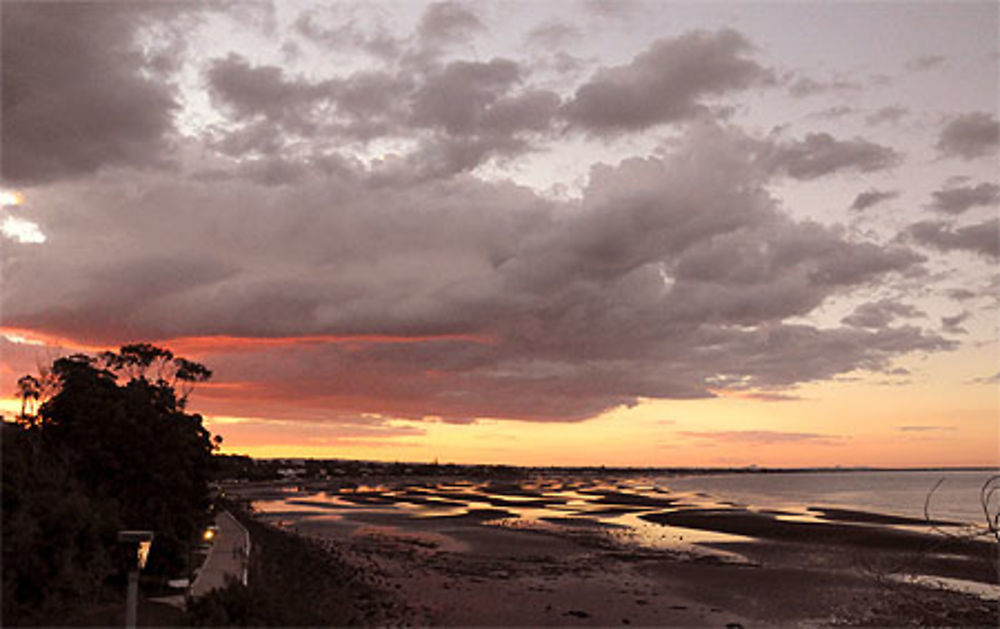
[936,112,1000,160]
[908,218,1000,258]
[765,133,901,180]
[3,122,947,423]
[564,29,770,133]
[929,181,1000,214]
[850,189,898,211]
[1,2,181,185]
[842,300,923,329]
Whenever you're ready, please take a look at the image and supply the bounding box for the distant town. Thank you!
[212,454,996,484]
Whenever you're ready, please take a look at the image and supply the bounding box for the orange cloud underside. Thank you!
[0,326,494,357]
[2,327,996,468]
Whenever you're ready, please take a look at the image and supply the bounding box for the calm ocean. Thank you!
[659,470,999,525]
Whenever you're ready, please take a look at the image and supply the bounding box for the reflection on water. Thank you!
[236,473,977,565]
[662,470,998,525]
[242,476,796,561]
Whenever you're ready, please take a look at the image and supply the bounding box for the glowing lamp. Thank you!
[203,526,219,542]
[117,530,154,569]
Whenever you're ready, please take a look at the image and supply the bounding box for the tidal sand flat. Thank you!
[225,473,999,626]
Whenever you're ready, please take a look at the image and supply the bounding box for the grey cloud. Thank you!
[936,112,1000,160]
[705,324,954,390]
[411,59,522,134]
[1,3,181,184]
[850,189,898,211]
[929,181,999,214]
[842,300,923,329]
[765,133,901,180]
[418,2,483,46]
[3,124,945,423]
[678,430,846,445]
[580,0,642,19]
[201,155,361,187]
[865,106,908,126]
[810,106,854,120]
[206,54,329,133]
[786,74,862,98]
[293,9,401,60]
[564,29,770,133]
[201,28,773,180]
[667,221,922,326]
[869,74,892,87]
[969,371,1000,385]
[787,77,825,97]
[941,311,970,334]
[738,392,802,402]
[525,22,582,49]
[547,51,591,77]
[947,288,977,301]
[908,218,1000,258]
[906,55,946,71]
[897,425,953,432]
[203,52,555,177]
[482,90,563,134]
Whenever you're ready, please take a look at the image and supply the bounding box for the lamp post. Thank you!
[117,530,154,629]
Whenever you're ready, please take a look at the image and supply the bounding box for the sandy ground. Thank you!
[226,475,999,626]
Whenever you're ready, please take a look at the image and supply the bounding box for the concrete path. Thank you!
[190,510,251,597]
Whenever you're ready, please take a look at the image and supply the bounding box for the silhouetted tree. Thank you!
[2,344,220,622]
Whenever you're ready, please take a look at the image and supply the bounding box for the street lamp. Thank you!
[117,530,153,629]
[203,525,218,543]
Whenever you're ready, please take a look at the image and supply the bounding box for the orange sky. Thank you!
[3,330,995,467]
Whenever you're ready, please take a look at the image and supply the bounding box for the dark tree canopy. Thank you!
[3,344,221,623]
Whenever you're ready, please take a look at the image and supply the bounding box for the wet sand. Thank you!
[224,475,999,626]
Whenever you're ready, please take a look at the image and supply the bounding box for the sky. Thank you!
[1,1,997,467]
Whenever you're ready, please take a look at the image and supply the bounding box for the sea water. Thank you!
[660,469,999,525]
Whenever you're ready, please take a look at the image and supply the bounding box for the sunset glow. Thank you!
[1,1,997,468]
[0,190,23,206]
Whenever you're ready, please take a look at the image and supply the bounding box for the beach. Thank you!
[223,472,999,626]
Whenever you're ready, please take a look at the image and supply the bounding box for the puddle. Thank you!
[247,475,961,566]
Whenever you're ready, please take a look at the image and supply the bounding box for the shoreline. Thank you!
[223,473,999,626]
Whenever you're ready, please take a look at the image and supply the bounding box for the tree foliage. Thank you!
[2,344,220,623]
